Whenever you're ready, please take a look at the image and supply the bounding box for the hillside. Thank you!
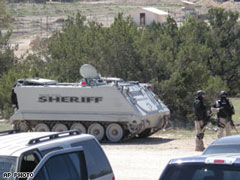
[6,0,240,57]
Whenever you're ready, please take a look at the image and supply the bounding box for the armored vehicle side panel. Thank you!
[10,65,170,142]
[11,85,136,122]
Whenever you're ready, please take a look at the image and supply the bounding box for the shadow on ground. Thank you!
[103,137,175,145]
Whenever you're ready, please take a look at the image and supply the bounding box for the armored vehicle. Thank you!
[10,64,170,142]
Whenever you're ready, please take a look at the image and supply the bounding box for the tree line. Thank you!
[0,8,240,125]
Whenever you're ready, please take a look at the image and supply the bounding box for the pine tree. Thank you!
[0,0,7,28]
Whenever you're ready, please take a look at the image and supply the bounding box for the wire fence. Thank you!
[9,1,216,39]
[11,14,115,39]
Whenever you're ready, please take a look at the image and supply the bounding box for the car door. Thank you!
[27,147,88,180]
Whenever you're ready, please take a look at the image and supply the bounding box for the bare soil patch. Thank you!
[102,132,216,180]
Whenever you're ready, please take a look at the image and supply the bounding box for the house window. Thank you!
[140,13,145,26]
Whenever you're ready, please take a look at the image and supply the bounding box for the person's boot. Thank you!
[195,139,204,151]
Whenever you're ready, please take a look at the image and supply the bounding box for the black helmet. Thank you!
[196,90,206,98]
[220,90,227,98]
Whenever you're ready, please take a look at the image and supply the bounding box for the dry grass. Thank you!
[0,122,12,131]
[7,0,240,40]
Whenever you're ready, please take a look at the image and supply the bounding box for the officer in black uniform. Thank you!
[194,90,208,151]
[211,91,235,138]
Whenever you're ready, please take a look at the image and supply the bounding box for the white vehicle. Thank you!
[159,153,240,180]
[0,130,114,180]
[10,64,170,142]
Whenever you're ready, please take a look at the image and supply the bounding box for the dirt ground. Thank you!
[0,121,216,180]
[13,37,34,58]
[10,0,240,58]
[102,132,216,180]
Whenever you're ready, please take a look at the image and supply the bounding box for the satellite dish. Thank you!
[80,64,99,79]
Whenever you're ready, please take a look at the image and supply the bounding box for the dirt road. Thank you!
[102,132,216,180]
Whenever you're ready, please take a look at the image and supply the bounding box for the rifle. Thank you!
[229,116,239,134]
[200,112,215,130]
[219,107,239,134]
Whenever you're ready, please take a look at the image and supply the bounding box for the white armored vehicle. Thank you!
[10,64,170,142]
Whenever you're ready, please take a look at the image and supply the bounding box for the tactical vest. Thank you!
[215,99,234,118]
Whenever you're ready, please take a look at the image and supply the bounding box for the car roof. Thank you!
[169,153,240,165]
[0,131,95,157]
[210,135,240,145]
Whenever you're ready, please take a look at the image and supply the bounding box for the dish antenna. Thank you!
[80,64,99,79]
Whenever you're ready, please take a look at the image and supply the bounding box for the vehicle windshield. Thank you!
[203,145,240,155]
[0,156,17,180]
[160,163,240,180]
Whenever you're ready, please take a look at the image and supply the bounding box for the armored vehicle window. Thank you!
[129,91,143,98]
[33,152,86,180]
[71,139,112,179]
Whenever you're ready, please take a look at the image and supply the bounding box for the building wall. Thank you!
[130,9,167,26]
